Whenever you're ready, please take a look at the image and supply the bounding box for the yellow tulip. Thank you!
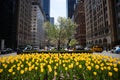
[12,72,15,75]
[76,62,79,65]
[25,67,28,71]
[113,68,118,72]
[79,65,82,68]
[93,72,97,76]
[65,67,68,71]
[0,69,3,73]
[95,65,99,69]
[107,66,111,70]
[54,71,57,76]
[54,66,57,70]
[63,64,66,67]
[8,68,13,73]
[20,70,24,74]
[87,66,91,71]
[101,67,104,70]
[21,64,24,68]
[113,64,117,67]
[41,68,44,73]
[35,67,38,70]
[17,67,20,71]
[29,67,32,71]
[108,72,112,76]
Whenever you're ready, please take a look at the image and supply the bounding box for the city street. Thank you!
[93,51,120,58]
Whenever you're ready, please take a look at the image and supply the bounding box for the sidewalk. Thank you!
[0,52,17,57]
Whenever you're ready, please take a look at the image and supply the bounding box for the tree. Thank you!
[69,39,78,47]
[43,17,77,50]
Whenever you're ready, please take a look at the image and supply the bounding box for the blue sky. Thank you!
[50,0,67,24]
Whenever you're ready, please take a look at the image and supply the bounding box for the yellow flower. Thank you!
[0,69,3,73]
[87,66,91,71]
[17,67,20,71]
[29,67,32,71]
[91,63,94,67]
[100,63,104,67]
[12,72,15,75]
[79,65,82,68]
[20,70,24,74]
[2,64,7,68]
[113,64,117,67]
[25,67,28,71]
[108,72,112,76]
[35,67,38,70]
[65,67,68,71]
[63,64,66,67]
[76,62,79,65]
[113,68,118,72]
[107,66,111,70]
[48,68,52,72]
[95,65,99,69]
[93,72,97,76]
[101,67,104,70]
[54,66,57,70]
[21,64,24,68]
[54,71,57,76]
[8,68,13,73]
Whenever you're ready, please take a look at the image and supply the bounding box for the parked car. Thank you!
[0,48,13,54]
[111,45,120,54]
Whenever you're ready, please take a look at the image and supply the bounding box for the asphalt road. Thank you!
[0,51,120,58]
[0,52,17,57]
[93,51,120,58]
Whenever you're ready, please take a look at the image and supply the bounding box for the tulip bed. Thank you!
[0,53,120,80]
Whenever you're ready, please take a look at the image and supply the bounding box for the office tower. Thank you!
[84,0,116,48]
[0,0,32,49]
[31,0,45,49]
[16,0,32,48]
[114,0,120,45]
[0,0,16,49]
[41,0,50,21]
[74,0,86,46]
[67,0,76,18]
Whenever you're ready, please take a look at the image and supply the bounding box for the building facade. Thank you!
[84,0,116,49]
[114,0,120,45]
[67,0,76,18]
[74,0,86,46]
[0,0,16,49]
[31,0,45,49]
[16,0,32,48]
[0,0,32,49]
[41,0,50,21]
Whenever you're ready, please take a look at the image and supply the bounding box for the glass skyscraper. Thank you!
[67,0,76,18]
[41,0,50,21]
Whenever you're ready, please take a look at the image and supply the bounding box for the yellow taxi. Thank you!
[91,45,103,52]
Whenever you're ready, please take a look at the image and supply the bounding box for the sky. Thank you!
[50,0,67,24]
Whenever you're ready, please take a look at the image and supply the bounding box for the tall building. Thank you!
[16,0,32,48]
[31,0,45,49]
[74,0,86,46]
[0,0,16,49]
[0,0,32,49]
[84,0,116,49]
[114,0,120,45]
[50,17,54,25]
[67,0,76,18]
[41,0,50,21]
